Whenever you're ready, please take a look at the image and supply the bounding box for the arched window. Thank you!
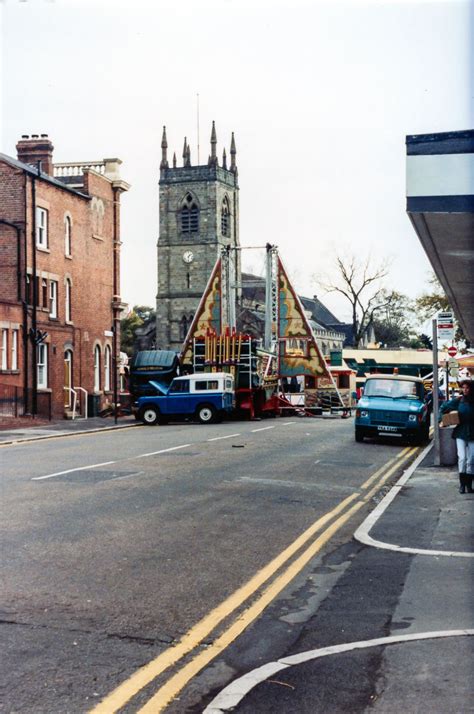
[104,345,111,392]
[180,193,199,234]
[65,278,72,322]
[65,216,72,256]
[94,345,101,392]
[221,196,230,236]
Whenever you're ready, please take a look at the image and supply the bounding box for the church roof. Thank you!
[241,273,342,328]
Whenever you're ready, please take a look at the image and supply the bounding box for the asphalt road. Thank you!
[1,417,417,713]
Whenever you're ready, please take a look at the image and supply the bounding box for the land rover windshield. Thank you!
[363,379,422,399]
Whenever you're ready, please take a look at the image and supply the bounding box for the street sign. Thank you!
[437,312,454,341]
[447,346,457,357]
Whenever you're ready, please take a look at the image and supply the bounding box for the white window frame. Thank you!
[37,343,48,389]
[65,216,72,256]
[65,279,72,322]
[94,345,101,392]
[36,207,48,249]
[1,329,7,370]
[11,330,18,371]
[49,280,58,318]
[104,345,111,391]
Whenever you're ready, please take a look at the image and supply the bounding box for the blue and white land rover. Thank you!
[355,375,430,444]
[136,372,235,425]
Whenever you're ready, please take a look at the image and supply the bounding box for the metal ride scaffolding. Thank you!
[200,244,346,417]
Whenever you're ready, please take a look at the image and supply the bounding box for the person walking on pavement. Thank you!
[440,380,474,494]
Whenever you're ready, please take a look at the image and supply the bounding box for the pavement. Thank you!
[0,414,139,445]
[2,417,473,712]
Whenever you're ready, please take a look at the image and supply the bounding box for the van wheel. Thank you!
[196,404,217,424]
[355,427,364,443]
[139,406,159,425]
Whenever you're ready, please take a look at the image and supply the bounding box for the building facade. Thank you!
[0,134,129,419]
[156,123,240,351]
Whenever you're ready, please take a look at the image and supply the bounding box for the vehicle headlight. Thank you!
[408,414,417,422]
[360,410,369,418]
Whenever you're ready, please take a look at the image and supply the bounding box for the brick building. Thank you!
[0,134,129,419]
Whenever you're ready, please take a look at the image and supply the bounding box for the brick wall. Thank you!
[0,154,124,419]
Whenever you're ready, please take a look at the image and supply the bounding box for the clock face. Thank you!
[183,251,194,264]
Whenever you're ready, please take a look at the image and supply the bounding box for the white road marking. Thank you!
[32,461,116,481]
[204,629,474,712]
[32,444,193,480]
[282,422,296,425]
[207,434,241,442]
[109,471,144,481]
[354,442,474,558]
[251,426,275,433]
[135,444,192,458]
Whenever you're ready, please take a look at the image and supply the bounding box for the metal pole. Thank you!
[432,318,440,466]
[264,245,273,350]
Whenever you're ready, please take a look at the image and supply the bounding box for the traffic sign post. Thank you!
[437,312,454,341]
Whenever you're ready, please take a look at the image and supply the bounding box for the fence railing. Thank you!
[0,384,52,420]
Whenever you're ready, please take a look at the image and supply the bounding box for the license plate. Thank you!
[378,426,399,432]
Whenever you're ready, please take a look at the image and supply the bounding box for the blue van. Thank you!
[355,375,430,444]
[136,372,235,425]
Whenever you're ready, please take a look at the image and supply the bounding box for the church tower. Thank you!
[156,122,240,350]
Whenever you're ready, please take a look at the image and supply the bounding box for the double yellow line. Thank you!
[91,445,417,714]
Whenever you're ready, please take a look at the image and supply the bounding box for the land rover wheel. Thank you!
[140,406,159,425]
[196,404,217,424]
[355,427,365,443]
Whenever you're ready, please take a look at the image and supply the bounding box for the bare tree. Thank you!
[319,254,392,348]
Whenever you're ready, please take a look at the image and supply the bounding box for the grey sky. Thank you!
[1,0,471,322]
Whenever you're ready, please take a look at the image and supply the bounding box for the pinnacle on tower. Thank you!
[173,152,177,168]
[222,148,227,170]
[210,120,218,166]
[182,137,188,166]
[186,143,191,167]
[160,126,169,169]
[230,132,237,173]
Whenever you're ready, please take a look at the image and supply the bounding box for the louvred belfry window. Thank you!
[221,197,230,236]
[180,194,199,234]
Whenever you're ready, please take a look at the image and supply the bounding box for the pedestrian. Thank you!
[440,380,474,494]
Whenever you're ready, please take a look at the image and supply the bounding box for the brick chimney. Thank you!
[16,134,54,175]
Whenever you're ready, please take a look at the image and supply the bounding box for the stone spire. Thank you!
[173,152,177,168]
[222,148,227,170]
[185,143,191,167]
[160,126,169,169]
[182,137,188,166]
[230,132,237,173]
[209,120,218,166]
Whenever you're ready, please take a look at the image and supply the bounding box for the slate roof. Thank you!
[0,152,89,199]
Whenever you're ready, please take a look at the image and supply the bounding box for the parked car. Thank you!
[135,372,235,425]
[355,375,430,444]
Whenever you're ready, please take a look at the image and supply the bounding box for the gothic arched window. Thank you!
[180,193,199,234]
[221,196,230,236]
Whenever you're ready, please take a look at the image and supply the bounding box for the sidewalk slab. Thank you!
[0,416,139,445]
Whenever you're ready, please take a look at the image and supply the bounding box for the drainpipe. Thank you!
[112,187,120,425]
[31,167,39,416]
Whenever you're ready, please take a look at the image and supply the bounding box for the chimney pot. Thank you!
[16,134,55,176]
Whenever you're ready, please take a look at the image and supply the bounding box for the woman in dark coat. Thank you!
[440,380,474,493]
